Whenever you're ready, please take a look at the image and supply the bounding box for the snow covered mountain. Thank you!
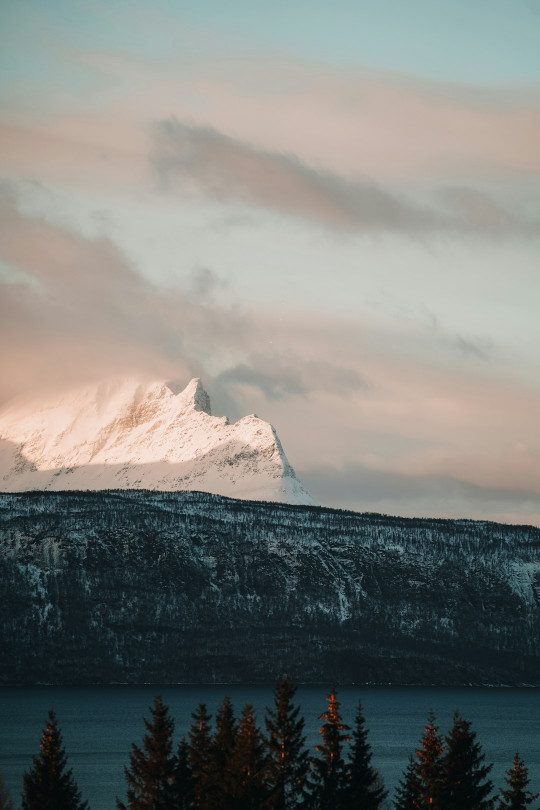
[0,378,315,504]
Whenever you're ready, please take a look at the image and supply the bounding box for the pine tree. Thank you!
[171,738,194,810]
[116,695,176,810]
[394,756,422,810]
[343,701,387,810]
[21,709,88,810]
[394,711,444,810]
[230,703,269,809]
[265,676,310,810]
[441,710,494,810]
[212,695,238,809]
[498,752,539,810]
[414,710,445,809]
[310,687,350,810]
[188,703,214,810]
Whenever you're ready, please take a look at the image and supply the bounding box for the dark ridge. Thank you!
[1,489,539,685]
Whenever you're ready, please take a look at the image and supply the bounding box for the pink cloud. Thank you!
[3,48,540,202]
[233,310,540,501]
[0,117,148,190]
[0,197,245,403]
[76,46,540,182]
[1,198,538,522]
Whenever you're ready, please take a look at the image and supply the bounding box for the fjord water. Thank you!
[1,686,538,809]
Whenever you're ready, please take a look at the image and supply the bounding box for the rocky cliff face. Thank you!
[0,378,314,504]
[1,490,539,685]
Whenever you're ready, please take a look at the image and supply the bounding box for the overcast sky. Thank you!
[1,0,540,525]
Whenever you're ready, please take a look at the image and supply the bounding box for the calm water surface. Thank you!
[1,686,538,810]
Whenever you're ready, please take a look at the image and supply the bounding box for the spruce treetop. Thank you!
[499,752,539,810]
[265,676,309,810]
[394,710,445,810]
[394,756,422,810]
[188,703,215,810]
[22,709,88,810]
[441,710,494,810]
[343,701,387,810]
[311,687,351,810]
[315,687,350,764]
[232,703,270,806]
[116,695,176,810]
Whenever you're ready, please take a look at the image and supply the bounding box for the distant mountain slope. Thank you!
[1,490,539,685]
[0,378,314,504]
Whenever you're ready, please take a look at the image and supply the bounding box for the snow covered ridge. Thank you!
[0,378,315,505]
[1,490,539,685]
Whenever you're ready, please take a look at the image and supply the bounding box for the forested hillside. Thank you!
[0,490,539,685]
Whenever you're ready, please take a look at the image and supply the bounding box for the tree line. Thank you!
[5,678,538,810]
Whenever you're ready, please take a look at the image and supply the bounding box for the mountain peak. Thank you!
[175,378,212,415]
[0,376,315,505]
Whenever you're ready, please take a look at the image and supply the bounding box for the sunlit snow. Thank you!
[0,378,315,504]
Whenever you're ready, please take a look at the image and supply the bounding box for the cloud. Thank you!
[75,41,540,184]
[152,119,540,236]
[152,119,439,233]
[451,335,492,362]
[216,353,368,401]
[438,186,538,237]
[2,192,539,525]
[0,195,246,404]
[0,119,149,190]
[300,462,540,526]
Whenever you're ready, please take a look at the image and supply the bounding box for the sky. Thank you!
[1,0,540,525]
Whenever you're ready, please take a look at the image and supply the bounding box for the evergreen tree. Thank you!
[212,695,238,809]
[230,703,269,809]
[171,738,194,810]
[343,701,387,810]
[394,756,422,810]
[265,676,310,810]
[310,687,350,810]
[21,709,88,810]
[116,695,176,810]
[188,703,214,810]
[414,711,445,809]
[394,712,444,810]
[441,711,494,810]
[498,752,539,810]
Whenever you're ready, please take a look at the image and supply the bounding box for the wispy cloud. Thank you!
[301,461,540,525]
[2,5,539,525]
[0,194,244,403]
[152,119,441,233]
[438,186,538,236]
[152,119,540,236]
[216,352,368,400]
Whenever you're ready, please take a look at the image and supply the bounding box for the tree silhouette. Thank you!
[212,694,238,809]
[188,703,214,810]
[171,738,194,810]
[116,695,176,810]
[441,711,494,810]
[21,709,88,810]
[414,711,445,809]
[394,756,422,810]
[498,752,539,810]
[311,687,350,810]
[265,676,309,810]
[343,701,387,809]
[230,703,269,809]
[395,711,444,809]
